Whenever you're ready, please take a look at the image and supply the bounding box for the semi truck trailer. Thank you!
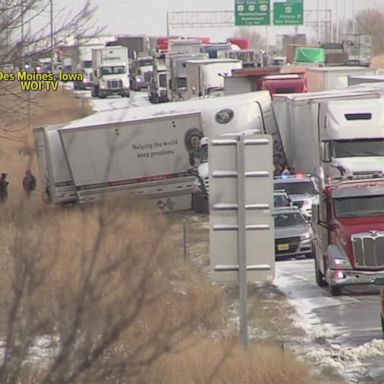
[272,88,384,182]
[34,91,279,211]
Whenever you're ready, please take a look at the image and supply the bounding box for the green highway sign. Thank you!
[235,0,271,26]
[273,0,304,26]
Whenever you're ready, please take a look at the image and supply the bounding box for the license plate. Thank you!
[278,243,289,251]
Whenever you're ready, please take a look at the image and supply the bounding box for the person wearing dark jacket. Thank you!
[0,173,9,203]
[22,169,36,198]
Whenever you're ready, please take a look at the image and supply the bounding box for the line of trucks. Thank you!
[59,35,260,102]
[34,79,384,297]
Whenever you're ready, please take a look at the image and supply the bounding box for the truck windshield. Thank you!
[83,60,92,68]
[334,139,384,157]
[335,195,384,218]
[139,65,153,73]
[101,66,126,75]
[274,212,306,227]
[274,181,315,195]
[138,59,153,66]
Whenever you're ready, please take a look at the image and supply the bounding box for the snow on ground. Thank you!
[0,336,59,364]
[274,264,384,382]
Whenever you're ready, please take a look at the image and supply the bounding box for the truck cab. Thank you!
[91,46,130,98]
[272,92,384,184]
[148,53,169,103]
[131,56,153,91]
[313,175,384,296]
[259,74,307,94]
[319,98,384,180]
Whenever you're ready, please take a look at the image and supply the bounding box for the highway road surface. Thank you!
[275,259,384,383]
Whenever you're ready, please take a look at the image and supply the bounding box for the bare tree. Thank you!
[0,0,100,140]
[355,8,384,55]
[0,197,222,384]
[234,28,265,51]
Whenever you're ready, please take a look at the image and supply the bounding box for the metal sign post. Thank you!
[209,134,274,348]
[237,135,248,348]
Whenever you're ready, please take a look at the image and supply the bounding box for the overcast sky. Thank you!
[63,0,383,44]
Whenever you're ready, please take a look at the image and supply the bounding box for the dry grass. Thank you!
[144,337,317,384]
[0,198,224,332]
[0,86,330,383]
[371,54,384,68]
[0,197,227,383]
[0,82,92,203]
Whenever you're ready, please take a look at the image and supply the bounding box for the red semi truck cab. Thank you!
[313,176,384,296]
[259,74,307,94]
[228,68,307,95]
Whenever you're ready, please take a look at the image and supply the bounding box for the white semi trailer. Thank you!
[34,91,278,211]
[305,66,377,92]
[186,58,242,98]
[272,87,384,183]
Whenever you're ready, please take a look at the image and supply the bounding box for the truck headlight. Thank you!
[328,244,352,269]
[331,257,352,269]
[100,83,105,89]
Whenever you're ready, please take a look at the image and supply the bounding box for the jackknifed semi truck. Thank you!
[33,91,279,211]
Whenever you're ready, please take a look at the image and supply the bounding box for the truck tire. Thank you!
[381,313,384,337]
[202,197,209,214]
[314,252,327,287]
[192,192,208,214]
[329,284,342,296]
[92,86,99,98]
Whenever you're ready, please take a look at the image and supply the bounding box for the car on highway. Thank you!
[273,190,292,208]
[274,174,318,220]
[273,206,313,260]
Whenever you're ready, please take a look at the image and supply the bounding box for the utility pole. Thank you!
[166,11,170,38]
[317,0,320,42]
[50,0,54,73]
[335,0,339,42]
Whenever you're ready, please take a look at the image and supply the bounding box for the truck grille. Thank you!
[107,80,123,89]
[144,71,152,82]
[275,237,300,255]
[352,232,384,268]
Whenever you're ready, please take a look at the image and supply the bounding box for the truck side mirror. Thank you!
[314,167,325,191]
[318,221,335,231]
[321,141,332,163]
